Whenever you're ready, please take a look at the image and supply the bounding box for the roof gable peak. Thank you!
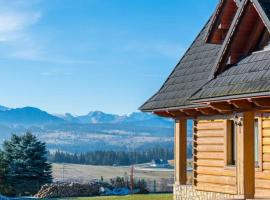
[209,0,270,80]
[205,0,239,44]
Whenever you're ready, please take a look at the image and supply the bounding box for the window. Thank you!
[226,118,261,168]
[226,120,237,166]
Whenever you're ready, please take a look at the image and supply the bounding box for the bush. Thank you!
[110,177,127,188]
[134,179,149,194]
[110,176,149,194]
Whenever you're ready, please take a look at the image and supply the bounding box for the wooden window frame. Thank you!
[224,117,263,171]
[256,117,263,172]
[225,120,236,168]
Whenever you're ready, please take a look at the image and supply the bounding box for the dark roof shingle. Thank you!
[140,22,221,111]
[140,0,270,112]
[191,51,270,101]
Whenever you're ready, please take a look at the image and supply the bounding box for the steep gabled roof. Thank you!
[140,0,270,112]
[191,50,270,102]
[192,0,270,102]
[140,21,221,111]
[210,0,270,80]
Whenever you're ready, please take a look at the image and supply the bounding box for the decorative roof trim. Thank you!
[235,0,242,7]
[252,0,270,33]
[205,0,225,43]
[205,0,239,44]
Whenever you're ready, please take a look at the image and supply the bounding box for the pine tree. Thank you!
[3,132,52,196]
[0,151,11,195]
[48,147,174,166]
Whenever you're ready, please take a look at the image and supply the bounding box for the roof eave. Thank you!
[191,91,270,104]
[140,103,206,113]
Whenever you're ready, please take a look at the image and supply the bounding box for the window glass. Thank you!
[227,119,260,167]
[254,119,259,167]
[227,120,236,166]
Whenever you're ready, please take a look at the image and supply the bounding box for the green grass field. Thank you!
[59,194,173,200]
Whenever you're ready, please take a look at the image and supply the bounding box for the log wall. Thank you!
[255,117,270,198]
[193,119,237,195]
[192,116,270,197]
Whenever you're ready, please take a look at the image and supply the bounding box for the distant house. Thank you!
[140,0,270,199]
[150,159,170,168]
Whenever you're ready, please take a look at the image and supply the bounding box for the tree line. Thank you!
[48,147,174,166]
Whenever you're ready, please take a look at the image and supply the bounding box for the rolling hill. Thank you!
[0,105,192,153]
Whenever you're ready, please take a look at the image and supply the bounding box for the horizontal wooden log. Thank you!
[263,120,270,128]
[196,122,224,130]
[196,152,224,160]
[195,159,224,167]
[196,183,237,195]
[263,128,270,137]
[196,166,236,177]
[255,171,270,180]
[196,130,224,138]
[262,162,270,170]
[263,145,270,153]
[197,120,225,123]
[255,179,270,189]
[255,188,270,198]
[263,138,270,145]
[196,174,236,186]
[196,137,224,145]
[196,145,224,152]
[263,154,270,162]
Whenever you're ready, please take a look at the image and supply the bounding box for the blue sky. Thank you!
[0,0,218,115]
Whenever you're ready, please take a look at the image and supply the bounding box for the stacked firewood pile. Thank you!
[35,182,113,198]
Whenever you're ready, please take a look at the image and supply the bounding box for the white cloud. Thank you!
[0,1,95,65]
[0,0,41,42]
[0,0,45,62]
[0,12,40,33]
[11,49,96,65]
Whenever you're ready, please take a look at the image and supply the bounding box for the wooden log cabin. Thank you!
[140,0,270,199]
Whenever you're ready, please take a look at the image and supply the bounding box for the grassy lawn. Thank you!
[58,194,173,200]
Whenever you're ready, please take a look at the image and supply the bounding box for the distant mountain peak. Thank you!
[0,105,10,111]
[65,113,75,117]
[0,105,173,128]
[78,110,119,124]
[75,110,172,127]
[0,106,64,125]
[87,111,105,116]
